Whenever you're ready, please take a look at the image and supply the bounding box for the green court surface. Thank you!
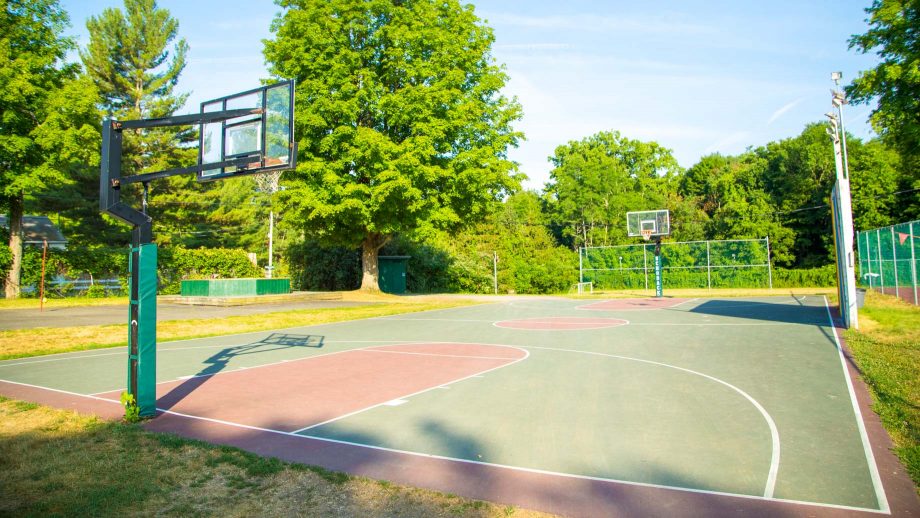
[0,295,888,513]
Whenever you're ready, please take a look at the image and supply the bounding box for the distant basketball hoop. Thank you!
[641,229,653,241]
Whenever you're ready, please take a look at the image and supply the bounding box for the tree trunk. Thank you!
[5,193,24,299]
[360,233,390,291]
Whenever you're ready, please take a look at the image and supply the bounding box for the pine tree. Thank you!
[81,0,207,242]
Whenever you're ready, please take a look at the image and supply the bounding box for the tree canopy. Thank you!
[1,0,97,298]
[543,131,681,249]
[847,0,920,220]
[264,0,523,290]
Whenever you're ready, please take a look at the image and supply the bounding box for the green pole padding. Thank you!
[127,243,157,417]
[654,253,663,298]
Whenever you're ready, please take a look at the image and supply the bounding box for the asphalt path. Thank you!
[0,299,375,330]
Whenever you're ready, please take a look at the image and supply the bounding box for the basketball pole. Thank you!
[655,238,662,298]
[100,108,272,418]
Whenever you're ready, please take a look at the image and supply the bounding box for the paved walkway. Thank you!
[0,299,375,330]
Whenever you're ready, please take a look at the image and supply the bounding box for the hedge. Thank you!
[17,245,262,297]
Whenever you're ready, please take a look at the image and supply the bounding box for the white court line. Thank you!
[374,317,496,323]
[575,297,700,312]
[627,322,825,326]
[669,297,701,308]
[822,296,890,513]
[520,344,781,499]
[0,338,430,370]
[363,349,522,361]
[492,319,629,331]
[0,302,499,367]
[0,359,886,514]
[0,378,122,405]
[290,345,530,434]
[0,350,126,368]
[133,402,884,515]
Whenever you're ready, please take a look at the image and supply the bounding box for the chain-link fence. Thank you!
[580,238,772,290]
[857,220,919,305]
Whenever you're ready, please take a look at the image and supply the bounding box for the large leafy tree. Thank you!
[847,1,920,161]
[264,0,523,290]
[1,0,98,298]
[543,131,680,249]
[847,0,920,220]
[81,0,202,243]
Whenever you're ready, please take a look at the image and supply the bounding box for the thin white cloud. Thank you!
[766,98,804,125]
[481,12,715,36]
[704,131,752,155]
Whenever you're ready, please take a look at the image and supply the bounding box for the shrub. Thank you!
[285,241,361,291]
[157,247,263,295]
[772,265,837,288]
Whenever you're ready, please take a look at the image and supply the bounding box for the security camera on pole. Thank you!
[825,72,859,329]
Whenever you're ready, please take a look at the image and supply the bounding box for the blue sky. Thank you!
[62,1,879,190]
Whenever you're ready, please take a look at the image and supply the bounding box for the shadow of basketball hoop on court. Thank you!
[157,333,324,411]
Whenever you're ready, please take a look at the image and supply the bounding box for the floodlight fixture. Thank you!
[831,71,842,82]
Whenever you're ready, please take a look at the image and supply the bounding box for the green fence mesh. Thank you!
[857,220,919,305]
[580,238,772,291]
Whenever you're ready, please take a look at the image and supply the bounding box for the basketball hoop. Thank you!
[641,229,653,241]
[254,170,283,194]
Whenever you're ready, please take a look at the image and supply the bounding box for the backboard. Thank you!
[198,80,296,182]
[626,210,670,237]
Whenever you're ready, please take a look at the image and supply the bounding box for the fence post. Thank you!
[891,226,899,300]
[705,240,711,289]
[911,222,918,305]
[579,247,583,284]
[877,228,884,294]
[766,236,773,290]
[643,244,649,291]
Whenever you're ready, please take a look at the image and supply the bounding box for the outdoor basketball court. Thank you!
[0,295,906,516]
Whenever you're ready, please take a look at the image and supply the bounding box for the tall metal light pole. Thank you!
[826,72,859,329]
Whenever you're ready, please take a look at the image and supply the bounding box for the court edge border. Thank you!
[822,295,890,514]
[0,378,887,515]
[0,295,893,514]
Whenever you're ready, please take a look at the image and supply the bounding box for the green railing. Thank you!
[857,220,919,305]
[580,238,772,290]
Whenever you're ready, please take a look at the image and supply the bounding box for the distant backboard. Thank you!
[627,210,670,237]
[198,79,295,182]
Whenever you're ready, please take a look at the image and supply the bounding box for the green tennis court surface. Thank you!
[0,295,890,514]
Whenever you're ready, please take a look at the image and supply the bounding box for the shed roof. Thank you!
[0,215,68,245]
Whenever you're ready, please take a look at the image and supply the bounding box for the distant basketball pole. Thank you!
[826,72,859,329]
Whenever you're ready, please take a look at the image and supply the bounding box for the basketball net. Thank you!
[641,229,653,241]
[254,170,283,194]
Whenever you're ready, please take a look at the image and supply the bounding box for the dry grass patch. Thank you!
[844,290,920,493]
[0,398,551,517]
[0,300,478,360]
[0,296,129,311]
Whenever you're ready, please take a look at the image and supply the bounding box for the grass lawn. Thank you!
[0,299,478,360]
[845,290,920,493]
[0,397,548,517]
